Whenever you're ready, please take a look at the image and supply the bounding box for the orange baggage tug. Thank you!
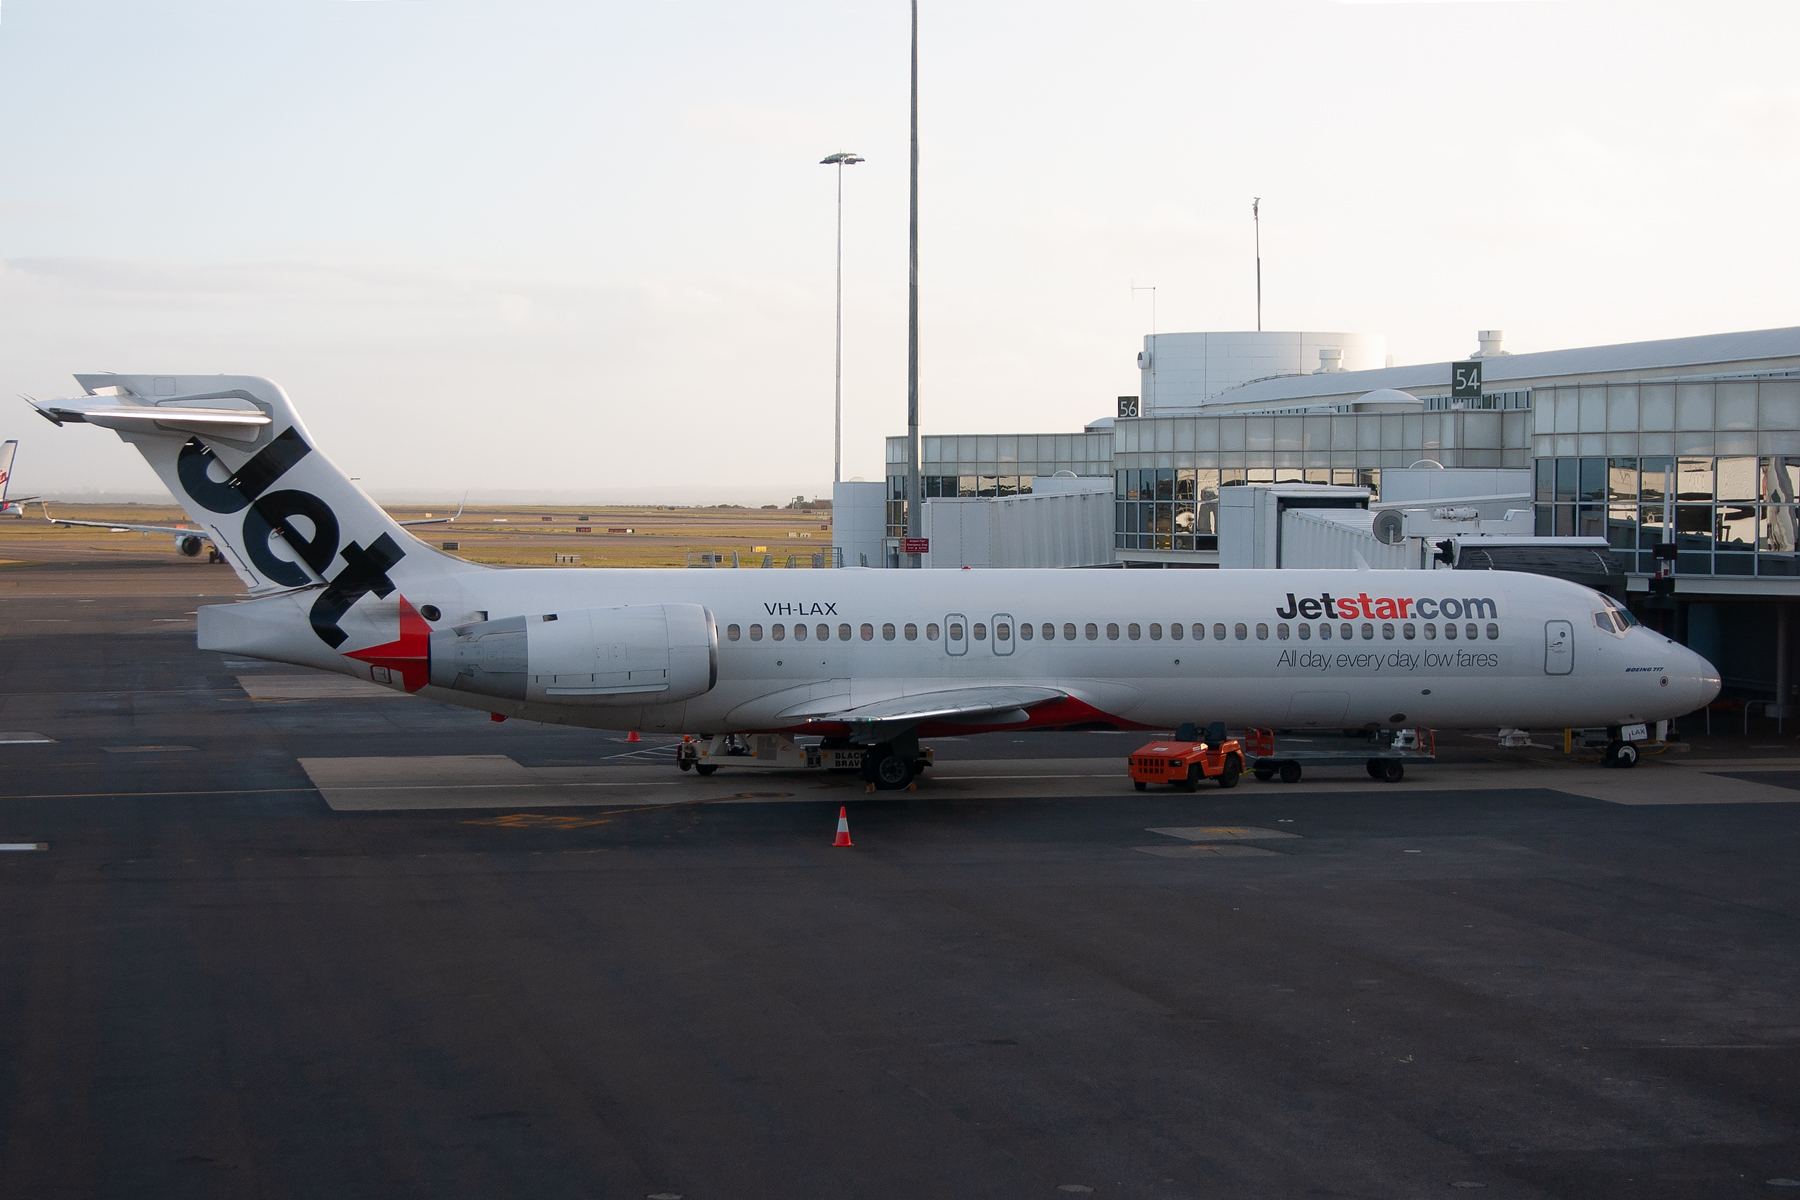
[1128,722,1246,792]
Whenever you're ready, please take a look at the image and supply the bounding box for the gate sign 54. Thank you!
[1452,360,1483,399]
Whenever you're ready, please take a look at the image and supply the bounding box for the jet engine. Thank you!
[428,603,717,706]
[175,534,204,557]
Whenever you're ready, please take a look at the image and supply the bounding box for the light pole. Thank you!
[820,151,864,486]
[905,0,921,567]
[1252,196,1262,332]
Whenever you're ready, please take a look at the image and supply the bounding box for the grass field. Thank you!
[0,503,838,569]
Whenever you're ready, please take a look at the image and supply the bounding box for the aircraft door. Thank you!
[1544,619,1574,675]
[992,613,1014,656]
[945,613,968,656]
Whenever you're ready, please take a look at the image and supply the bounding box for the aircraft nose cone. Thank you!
[1683,644,1722,711]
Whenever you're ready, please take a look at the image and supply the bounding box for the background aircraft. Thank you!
[40,496,464,562]
[0,441,38,516]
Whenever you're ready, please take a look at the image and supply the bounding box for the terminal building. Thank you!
[845,325,1800,713]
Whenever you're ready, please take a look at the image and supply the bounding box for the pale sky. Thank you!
[2,0,1797,502]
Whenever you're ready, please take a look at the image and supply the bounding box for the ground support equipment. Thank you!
[1127,737,1246,792]
[677,734,931,788]
[1241,728,1437,785]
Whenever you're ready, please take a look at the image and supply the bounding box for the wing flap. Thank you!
[780,684,1066,726]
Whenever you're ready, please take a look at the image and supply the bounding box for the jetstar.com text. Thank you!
[1274,592,1498,621]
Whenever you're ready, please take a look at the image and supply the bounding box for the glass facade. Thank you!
[885,431,1113,538]
[1112,467,1376,552]
[1535,455,1800,576]
[886,369,1800,567]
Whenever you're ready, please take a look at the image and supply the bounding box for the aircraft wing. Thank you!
[396,496,466,527]
[778,684,1067,727]
[46,515,204,536]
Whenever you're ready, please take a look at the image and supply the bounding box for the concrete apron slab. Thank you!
[296,754,1800,812]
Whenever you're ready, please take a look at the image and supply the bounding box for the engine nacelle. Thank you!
[175,534,204,557]
[428,602,717,706]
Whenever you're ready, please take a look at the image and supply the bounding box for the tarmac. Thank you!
[2,555,1798,1199]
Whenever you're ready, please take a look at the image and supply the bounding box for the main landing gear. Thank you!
[860,740,926,791]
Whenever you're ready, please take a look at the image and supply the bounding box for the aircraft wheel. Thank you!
[1133,780,1147,792]
[1279,761,1302,784]
[1375,760,1405,784]
[1216,756,1241,789]
[1253,768,1274,782]
[694,763,717,776]
[866,748,913,790]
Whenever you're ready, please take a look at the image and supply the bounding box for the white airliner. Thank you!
[31,374,1720,786]
[0,441,38,516]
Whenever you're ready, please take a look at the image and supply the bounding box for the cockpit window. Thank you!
[1594,609,1629,636]
[1599,594,1640,627]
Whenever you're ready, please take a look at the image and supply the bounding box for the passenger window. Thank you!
[1106,623,1120,640]
[1423,623,1436,640]
[816,624,829,641]
[973,623,987,640]
[1444,623,1458,640]
[1085,623,1099,640]
[1213,623,1226,640]
[1403,622,1416,640]
[996,622,1011,641]
[882,623,896,640]
[794,624,808,641]
[1041,623,1055,640]
[727,624,741,641]
[1193,623,1206,640]
[1019,623,1033,640]
[1255,623,1268,640]
[1320,623,1332,640]
[1234,623,1247,640]
[772,624,786,641]
[1065,623,1078,640]
[1277,623,1290,640]
[1340,624,1352,640]
[1486,622,1499,640]
[1170,622,1183,641]
[860,624,874,640]
[948,622,963,640]
[1148,623,1162,640]
[838,623,852,640]
[1298,623,1312,640]
[905,623,918,640]
[926,623,940,640]
[1465,622,1478,640]
[749,624,764,641]
[1127,623,1141,640]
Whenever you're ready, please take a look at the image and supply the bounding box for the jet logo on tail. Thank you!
[176,429,409,649]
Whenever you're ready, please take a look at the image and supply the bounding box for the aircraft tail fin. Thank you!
[30,375,486,646]
[0,440,15,501]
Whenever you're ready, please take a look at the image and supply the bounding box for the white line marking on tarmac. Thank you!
[0,843,47,852]
[0,733,55,744]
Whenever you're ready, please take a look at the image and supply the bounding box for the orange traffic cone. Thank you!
[833,806,853,847]
[626,730,640,742]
